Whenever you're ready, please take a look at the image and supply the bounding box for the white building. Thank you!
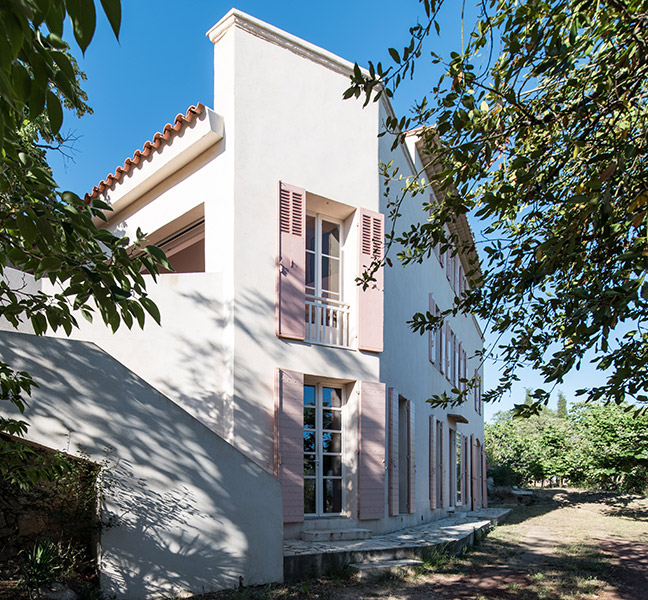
[0,9,486,599]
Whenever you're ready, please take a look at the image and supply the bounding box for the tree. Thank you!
[569,401,648,492]
[486,400,648,492]
[348,0,648,414]
[1,0,169,484]
[557,391,568,419]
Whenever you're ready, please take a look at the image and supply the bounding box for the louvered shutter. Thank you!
[471,434,479,510]
[429,416,437,509]
[458,342,464,391]
[387,387,399,516]
[408,400,416,513]
[482,446,488,508]
[358,381,386,519]
[438,316,444,373]
[275,368,304,523]
[358,209,384,352]
[440,421,447,508]
[429,295,437,364]
[276,182,306,340]
[445,324,451,377]
[463,435,469,507]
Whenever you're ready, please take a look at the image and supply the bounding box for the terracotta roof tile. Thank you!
[86,103,206,201]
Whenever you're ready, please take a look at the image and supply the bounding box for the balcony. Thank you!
[305,295,350,348]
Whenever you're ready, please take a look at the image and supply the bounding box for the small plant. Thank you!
[18,538,64,598]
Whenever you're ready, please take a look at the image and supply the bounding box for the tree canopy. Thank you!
[348,0,648,414]
[1,0,168,484]
[486,398,648,493]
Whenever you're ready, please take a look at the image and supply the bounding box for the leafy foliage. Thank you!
[486,398,648,493]
[0,0,167,484]
[347,0,648,412]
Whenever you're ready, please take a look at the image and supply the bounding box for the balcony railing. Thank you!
[305,295,350,348]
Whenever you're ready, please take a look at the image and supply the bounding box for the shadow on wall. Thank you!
[0,330,282,600]
[231,287,379,472]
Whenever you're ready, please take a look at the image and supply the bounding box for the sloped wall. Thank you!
[0,331,283,599]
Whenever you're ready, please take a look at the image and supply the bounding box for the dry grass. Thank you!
[188,489,648,600]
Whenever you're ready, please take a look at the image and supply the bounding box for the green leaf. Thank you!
[66,0,97,53]
[46,91,63,134]
[100,0,121,39]
[388,48,401,64]
[145,245,172,270]
[140,296,161,325]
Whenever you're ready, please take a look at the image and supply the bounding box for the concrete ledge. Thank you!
[284,508,510,581]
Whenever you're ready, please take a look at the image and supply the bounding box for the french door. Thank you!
[303,384,343,515]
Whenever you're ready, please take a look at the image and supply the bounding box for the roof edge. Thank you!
[86,103,207,201]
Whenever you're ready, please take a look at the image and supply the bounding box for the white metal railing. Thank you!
[305,295,350,348]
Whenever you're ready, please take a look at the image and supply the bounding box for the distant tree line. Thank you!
[485,394,648,494]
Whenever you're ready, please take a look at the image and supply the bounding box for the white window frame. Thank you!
[303,383,346,517]
[306,212,344,302]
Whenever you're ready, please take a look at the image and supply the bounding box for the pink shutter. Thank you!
[458,342,463,391]
[358,380,386,519]
[463,435,470,508]
[428,295,437,364]
[429,416,436,509]
[482,446,488,508]
[439,315,445,372]
[460,433,466,505]
[451,332,457,388]
[445,324,451,377]
[276,182,306,340]
[462,348,467,392]
[358,209,384,352]
[275,368,304,523]
[388,387,399,517]
[471,434,479,510]
[474,369,479,413]
[408,400,416,513]
[440,421,447,508]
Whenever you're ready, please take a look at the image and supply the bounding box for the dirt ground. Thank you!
[194,489,648,600]
[3,489,647,599]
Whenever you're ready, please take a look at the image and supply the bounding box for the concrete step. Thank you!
[301,528,372,542]
[350,558,424,580]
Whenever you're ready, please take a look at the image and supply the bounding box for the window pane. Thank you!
[322,387,342,408]
[322,409,341,431]
[321,256,340,297]
[304,479,316,514]
[323,479,342,513]
[306,251,315,293]
[322,431,341,453]
[321,221,340,257]
[304,407,316,428]
[323,455,341,476]
[304,454,316,476]
[306,216,316,251]
[304,385,316,407]
[304,431,316,453]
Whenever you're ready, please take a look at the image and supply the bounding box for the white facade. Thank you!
[0,9,486,599]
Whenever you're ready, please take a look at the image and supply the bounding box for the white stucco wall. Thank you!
[0,330,282,599]
[377,102,485,530]
[209,16,384,472]
[0,267,231,442]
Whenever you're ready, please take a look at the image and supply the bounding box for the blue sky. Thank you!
[48,1,603,421]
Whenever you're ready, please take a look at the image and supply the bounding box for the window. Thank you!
[276,182,384,351]
[303,384,344,515]
[304,215,349,347]
[306,215,342,301]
